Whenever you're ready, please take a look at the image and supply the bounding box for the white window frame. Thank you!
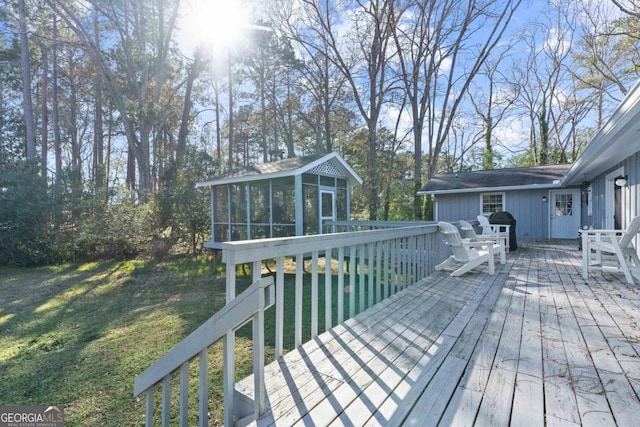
[480,192,505,216]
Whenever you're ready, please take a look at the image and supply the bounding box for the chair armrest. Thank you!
[579,229,623,234]
[463,240,502,249]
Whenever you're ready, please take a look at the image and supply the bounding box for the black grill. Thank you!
[489,211,517,250]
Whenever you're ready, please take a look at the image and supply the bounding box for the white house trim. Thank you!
[418,182,563,196]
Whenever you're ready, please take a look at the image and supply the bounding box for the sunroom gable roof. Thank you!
[196,152,363,188]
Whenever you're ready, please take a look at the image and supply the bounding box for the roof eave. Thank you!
[562,79,640,186]
[417,182,564,196]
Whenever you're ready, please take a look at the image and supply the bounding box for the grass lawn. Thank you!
[0,256,371,426]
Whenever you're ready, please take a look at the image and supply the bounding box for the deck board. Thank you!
[242,240,640,426]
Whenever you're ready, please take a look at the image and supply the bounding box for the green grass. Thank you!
[0,257,375,426]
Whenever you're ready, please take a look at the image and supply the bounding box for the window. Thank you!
[481,192,504,215]
[555,193,573,216]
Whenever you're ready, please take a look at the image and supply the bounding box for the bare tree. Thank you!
[390,0,523,219]
[610,0,640,18]
[573,1,640,112]
[294,0,396,220]
[276,0,350,154]
[467,49,518,170]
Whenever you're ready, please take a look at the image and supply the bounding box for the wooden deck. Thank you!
[239,240,640,426]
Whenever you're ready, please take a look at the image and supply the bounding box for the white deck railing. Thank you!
[133,276,275,427]
[134,223,446,427]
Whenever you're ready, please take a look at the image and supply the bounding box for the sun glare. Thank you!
[181,0,247,51]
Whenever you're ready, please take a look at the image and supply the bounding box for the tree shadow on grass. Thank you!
[0,258,231,425]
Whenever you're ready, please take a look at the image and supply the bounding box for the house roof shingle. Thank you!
[419,164,572,195]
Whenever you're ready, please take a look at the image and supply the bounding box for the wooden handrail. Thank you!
[133,276,275,426]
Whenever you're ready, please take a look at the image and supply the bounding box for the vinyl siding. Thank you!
[435,189,554,239]
[588,151,640,229]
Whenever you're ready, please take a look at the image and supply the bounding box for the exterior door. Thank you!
[614,182,622,229]
[550,189,581,239]
[320,189,336,233]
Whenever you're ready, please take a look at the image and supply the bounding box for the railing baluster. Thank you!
[295,254,303,347]
[179,361,189,427]
[383,240,390,299]
[359,244,365,312]
[223,332,235,427]
[338,247,345,323]
[253,307,265,417]
[325,247,332,331]
[368,243,374,308]
[162,376,170,427]
[224,260,236,427]
[311,251,319,338]
[199,349,208,427]
[349,245,356,318]
[275,256,285,358]
[145,388,153,427]
[396,239,406,292]
[376,241,382,303]
[390,239,397,295]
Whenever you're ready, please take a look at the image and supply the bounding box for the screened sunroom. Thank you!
[196,152,363,249]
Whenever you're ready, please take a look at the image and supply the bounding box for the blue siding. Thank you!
[505,189,550,239]
[587,151,640,229]
[436,189,553,239]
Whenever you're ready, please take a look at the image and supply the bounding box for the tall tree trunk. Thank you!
[176,53,202,167]
[40,42,48,177]
[539,99,549,165]
[18,0,36,159]
[52,16,62,183]
[227,57,234,170]
[93,9,105,192]
[322,53,332,153]
[483,116,494,170]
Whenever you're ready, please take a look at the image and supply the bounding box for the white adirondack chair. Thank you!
[459,220,506,265]
[580,215,640,284]
[477,214,510,251]
[436,222,495,277]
